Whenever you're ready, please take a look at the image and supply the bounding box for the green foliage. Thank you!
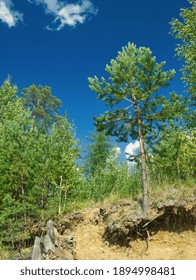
[84,130,113,177]
[79,129,141,204]
[73,158,141,203]
[21,84,61,132]
[0,78,81,247]
[170,0,196,96]
[90,161,141,201]
[43,116,81,216]
[0,77,16,104]
[0,194,31,246]
[170,0,196,124]
[89,43,184,143]
[150,124,196,181]
[0,78,22,121]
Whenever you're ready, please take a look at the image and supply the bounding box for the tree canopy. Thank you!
[21,84,61,132]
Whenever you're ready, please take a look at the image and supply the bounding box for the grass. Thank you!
[66,174,195,214]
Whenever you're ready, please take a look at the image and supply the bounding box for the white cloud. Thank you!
[28,0,98,30]
[0,0,97,29]
[27,0,61,12]
[125,141,140,166]
[0,0,23,27]
[125,141,140,157]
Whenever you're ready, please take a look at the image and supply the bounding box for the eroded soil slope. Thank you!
[53,193,196,260]
[73,208,196,260]
[22,188,196,260]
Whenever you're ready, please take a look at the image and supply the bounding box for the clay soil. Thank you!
[73,209,196,260]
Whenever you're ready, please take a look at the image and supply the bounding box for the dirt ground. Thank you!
[73,210,196,260]
[18,192,196,260]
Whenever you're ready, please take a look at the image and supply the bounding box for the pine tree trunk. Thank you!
[138,120,149,215]
[132,90,149,215]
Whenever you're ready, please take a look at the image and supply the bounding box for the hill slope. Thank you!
[29,189,196,260]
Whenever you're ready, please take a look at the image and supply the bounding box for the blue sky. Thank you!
[0,0,189,154]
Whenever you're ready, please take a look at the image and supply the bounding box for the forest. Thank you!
[0,0,195,257]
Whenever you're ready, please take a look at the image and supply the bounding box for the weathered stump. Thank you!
[31,237,42,260]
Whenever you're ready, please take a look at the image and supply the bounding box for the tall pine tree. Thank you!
[89,43,185,214]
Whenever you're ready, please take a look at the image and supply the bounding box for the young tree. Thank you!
[88,43,184,214]
[170,0,196,125]
[84,130,113,177]
[45,115,81,215]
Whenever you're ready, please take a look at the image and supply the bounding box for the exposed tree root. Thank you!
[103,199,196,247]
